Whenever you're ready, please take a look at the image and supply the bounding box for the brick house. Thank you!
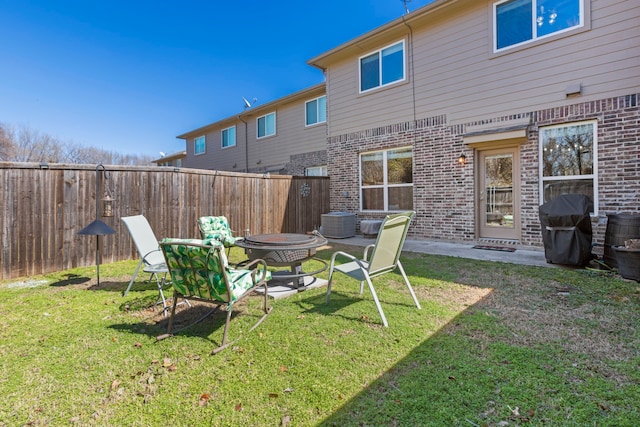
[179,0,639,248]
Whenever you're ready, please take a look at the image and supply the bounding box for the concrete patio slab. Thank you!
[327,236,555,268]
[255,275,328,299]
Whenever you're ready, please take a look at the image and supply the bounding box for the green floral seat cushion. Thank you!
[161,238,270,304]
[197,216,237,247]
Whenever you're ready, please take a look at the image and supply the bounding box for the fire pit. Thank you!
[235,232,328,290]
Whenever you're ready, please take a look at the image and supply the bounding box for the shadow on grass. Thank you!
[49,274,90,287]
[315,320,467,426]
[296,290,419,326]
[108,301,247,348]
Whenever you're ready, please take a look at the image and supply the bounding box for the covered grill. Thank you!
[539,194,593,266]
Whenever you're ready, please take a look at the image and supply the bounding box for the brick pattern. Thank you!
[283,150,328,176]
[327,94,640,247]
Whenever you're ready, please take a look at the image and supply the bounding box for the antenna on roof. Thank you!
[242,97,258,110]
[402,0,411,14]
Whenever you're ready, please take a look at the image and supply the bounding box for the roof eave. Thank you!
[308,0,456,69]
[176,83,326,140]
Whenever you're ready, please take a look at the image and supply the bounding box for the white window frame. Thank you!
[493,0,585,52]
[359,147,413,212]
[194,135,206,156]
[539,120,598,215]
[221,126,236,149]
[305,165,327,176]
[359,40,406,94]
[257,112,276,139]
[305,96,326,127]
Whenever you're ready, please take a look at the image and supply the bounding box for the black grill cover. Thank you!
[539,194,593,266]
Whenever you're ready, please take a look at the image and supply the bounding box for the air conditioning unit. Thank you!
[321,212,356,238]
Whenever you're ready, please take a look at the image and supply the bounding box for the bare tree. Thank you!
[0,123,16,161]
[0,122,157,165]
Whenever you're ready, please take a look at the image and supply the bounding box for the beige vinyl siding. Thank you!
[325,0,640,136]
[186,124,246,171]
[245,101,327,170]
[183,85,327,172]
[327,53,415,135]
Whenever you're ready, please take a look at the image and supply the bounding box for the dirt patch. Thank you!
[5,279,50,289]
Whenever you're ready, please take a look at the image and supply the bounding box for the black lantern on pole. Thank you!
[78,164,116,285]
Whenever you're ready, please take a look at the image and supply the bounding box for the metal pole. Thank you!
[96,236,101,285]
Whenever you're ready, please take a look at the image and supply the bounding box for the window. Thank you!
[360,147,413,211]
[494,0,582,51]
[305,96,326,126]
[359,41,405,93]
[221,126,236,148]
[305,165,327,176]
[194,135,206,155]
[540,120,597,214]
[257,112,276,138]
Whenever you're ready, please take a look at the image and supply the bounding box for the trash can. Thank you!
[539,194,593,266]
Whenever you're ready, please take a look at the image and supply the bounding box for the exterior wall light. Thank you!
[457,153,467,165]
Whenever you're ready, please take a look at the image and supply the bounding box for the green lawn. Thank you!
[1,244,638,426]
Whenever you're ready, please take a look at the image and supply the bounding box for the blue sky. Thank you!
[0,1,435,158]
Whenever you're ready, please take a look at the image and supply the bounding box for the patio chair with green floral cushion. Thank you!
[197,216,239,250]
[158,238,272,354]
[325,211,421,327]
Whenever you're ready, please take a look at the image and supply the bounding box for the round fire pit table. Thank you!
[235,232,328,290]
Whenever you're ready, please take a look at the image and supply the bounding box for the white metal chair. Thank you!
[325,211,421,327]
[121,215,178,315]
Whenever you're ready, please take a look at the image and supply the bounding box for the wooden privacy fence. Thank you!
[0,162,330,281]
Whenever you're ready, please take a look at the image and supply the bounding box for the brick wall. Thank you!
[327,93,640,248]
[284,150,328,176]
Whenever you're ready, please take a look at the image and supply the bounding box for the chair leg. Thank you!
[166,291,180,334]
[262,283,270,314]
[326,266,335,304]
[156,276,169,317]
[212,285,272,355]
[123,259,144,296]
[397,261,421,310]
[211,308,234,355]
[364,274,388,327]
[222,309,232,346]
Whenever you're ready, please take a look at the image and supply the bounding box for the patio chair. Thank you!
[121,215,169,306]
[159,238,272,354]
[197,216,239,250]
[325,211,421,327]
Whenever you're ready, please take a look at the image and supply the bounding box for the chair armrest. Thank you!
[330,250,369,271]
[232,258,270,284]
[363,244,375,261]
[142,248,162,264]
[330,250,358,264]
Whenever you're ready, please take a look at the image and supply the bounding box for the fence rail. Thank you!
[0,162,330,281]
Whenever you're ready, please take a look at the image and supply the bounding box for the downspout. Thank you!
[402,15,419,228]
[401,16,417,125]
[238,115,249,172]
